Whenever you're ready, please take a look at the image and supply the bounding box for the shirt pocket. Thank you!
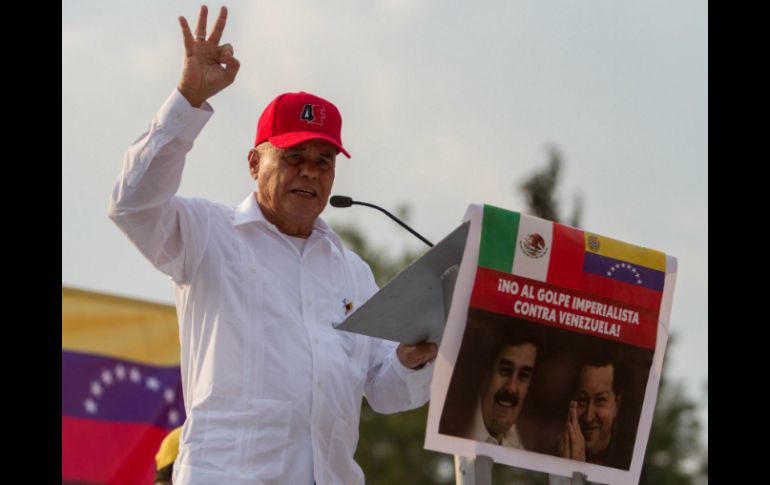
[327,417,364,485]
[219,259,286,327]
[193,396,292,478]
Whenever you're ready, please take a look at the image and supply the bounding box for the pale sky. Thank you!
[63,0,707,445]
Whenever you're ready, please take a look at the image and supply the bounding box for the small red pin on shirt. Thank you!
[343,298,353,315]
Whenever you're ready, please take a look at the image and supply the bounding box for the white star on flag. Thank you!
[91,381,103,397]
[84,398,98,414]
[115,365,126,380]
[168,409,180,425]
[146,377,161,391]
[101,369,113,385]
[130,368,142,383]
[164,388,175,403]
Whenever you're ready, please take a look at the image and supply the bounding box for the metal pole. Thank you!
[455,455,493,485]
[548,472,588,485]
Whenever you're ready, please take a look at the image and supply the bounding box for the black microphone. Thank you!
[330,195,434,247]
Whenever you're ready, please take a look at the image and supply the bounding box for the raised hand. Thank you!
[177,5,240,107]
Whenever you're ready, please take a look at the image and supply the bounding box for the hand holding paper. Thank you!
[397,341,438,369]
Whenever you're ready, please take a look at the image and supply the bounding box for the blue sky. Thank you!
[63,0,707,447]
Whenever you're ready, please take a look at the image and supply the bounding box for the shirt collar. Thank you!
[233,192,267,226]
[472,400,497,444]
[233,193,346,255]
[472,400,522,448]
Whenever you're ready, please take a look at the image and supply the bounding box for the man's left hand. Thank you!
[397,342,438,370]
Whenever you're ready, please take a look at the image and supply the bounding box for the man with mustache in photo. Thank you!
[468,328,540,448]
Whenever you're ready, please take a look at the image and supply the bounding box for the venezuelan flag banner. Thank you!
[473,205,666,349]
[62,287,185,485]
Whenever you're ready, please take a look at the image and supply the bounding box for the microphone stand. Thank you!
[330,195,434,247]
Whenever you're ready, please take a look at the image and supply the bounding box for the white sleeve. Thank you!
[364,337,433,414]
[350,257,433,414]
[108,89,214,284]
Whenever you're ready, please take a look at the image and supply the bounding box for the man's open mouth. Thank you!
[494,393,519,408]
[291,188,317,197]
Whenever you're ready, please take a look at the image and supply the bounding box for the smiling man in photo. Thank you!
[469,329,540,448]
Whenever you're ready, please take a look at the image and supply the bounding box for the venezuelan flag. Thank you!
[62,287,185,485]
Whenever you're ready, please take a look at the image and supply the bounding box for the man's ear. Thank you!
[248,149,259,180]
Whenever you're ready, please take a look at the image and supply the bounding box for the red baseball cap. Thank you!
[254,91,350,158]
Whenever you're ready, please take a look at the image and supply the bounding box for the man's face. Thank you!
[480,343,537,441]
[252,140,336,235]
[575,364,621,460]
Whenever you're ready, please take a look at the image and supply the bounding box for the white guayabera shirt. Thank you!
[109,90,433,485]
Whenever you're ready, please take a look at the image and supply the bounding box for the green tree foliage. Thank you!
[356,404,455,484]
[639,343,706,485]
[519,145,582,228]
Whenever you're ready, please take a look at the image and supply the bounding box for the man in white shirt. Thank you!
[108,6,438,485]
[468,328,539,449]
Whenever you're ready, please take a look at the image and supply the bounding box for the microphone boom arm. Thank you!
[351,201,434,247]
